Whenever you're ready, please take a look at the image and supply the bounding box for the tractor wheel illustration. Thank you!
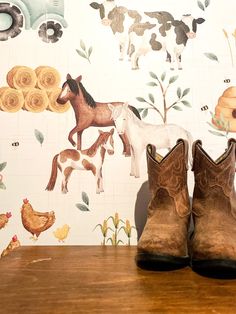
[0,3,23,41]
[38,21,63,43]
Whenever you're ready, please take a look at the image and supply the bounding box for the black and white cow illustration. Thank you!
[90,0,175,61]
[129,14,205,70]
[90,1,205,70]
[90,0,141,60]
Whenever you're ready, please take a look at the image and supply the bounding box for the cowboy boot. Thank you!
[136,139,191,270]
[190,138,236,278]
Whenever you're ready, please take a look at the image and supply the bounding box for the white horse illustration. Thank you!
[109,103,193,178]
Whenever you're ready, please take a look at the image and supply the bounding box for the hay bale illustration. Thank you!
[35,66,60,91]
[213,86,236,132]
[7,66,37,90]
[23,88,48,112]
[0,87,24,112]
[47,88,70,113]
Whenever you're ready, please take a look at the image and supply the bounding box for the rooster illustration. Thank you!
[0,212,12,230]
[21,199,55,240]
[1,235,21,258]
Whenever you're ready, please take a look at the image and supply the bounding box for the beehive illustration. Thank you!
[213,86,236,132]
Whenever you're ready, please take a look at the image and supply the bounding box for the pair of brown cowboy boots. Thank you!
[136,138,236,278]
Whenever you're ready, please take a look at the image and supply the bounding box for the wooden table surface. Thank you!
[1,246,236,314]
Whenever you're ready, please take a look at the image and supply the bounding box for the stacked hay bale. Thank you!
[213,86,236,132]
[0,66,70,113]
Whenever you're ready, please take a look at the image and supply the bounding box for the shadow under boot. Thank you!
[190,138,236,279]
[136,139,191,271]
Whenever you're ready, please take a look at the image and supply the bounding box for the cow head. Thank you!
[181,14,205,39]
[90,1,116,26]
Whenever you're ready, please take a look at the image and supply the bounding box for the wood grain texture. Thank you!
[0,246,236,314]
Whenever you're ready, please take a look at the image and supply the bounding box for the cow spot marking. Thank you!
[130,22,155,36]
[150,33,162,51]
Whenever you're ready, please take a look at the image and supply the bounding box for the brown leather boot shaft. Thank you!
[137,139,190,258]
[191,138,236,261]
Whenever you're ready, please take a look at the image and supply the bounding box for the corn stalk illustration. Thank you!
[137,71,191,124]
[118,220,136,246]
[93,220,113,245]
[94,213,136,246]
[106,233,124,246]
[107,213,124,246]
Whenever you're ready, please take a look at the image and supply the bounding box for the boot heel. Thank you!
[136,252,189,271]
[191,259,236,279]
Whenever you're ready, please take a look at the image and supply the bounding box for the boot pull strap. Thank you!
[176,138,189,170]
[228,138,236,172]
[191,140,202,171]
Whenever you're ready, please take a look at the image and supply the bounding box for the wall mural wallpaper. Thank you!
[0,0,236,255]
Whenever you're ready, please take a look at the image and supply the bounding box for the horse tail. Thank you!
[128,105,141,120]
[46,154,59,191]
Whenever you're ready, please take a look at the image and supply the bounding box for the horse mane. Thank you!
[82,133,107,157]
[65,79,96,108]
[78,82,96,108]
[127,107,145,127]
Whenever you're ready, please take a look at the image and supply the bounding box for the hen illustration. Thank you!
[0,212,12,230]
[1,235,21,258]
[21,199,55,240]
[53,224,70,242]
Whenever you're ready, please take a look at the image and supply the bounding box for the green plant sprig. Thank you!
[76,40,93,64]
[137,71,191,123]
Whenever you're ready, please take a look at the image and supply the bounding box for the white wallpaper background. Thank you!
[0,0,236,252]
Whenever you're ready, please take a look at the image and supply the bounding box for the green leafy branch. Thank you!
[204,52,219,63]
[34,129,44,146]
[0,162,7,190]
[197,0,210,11]
[207,111,230,138]
[75,191,91,211]
[136,71,191,124]
[76,40,93,64]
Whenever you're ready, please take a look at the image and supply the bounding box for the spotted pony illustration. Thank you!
[46,129,115,194]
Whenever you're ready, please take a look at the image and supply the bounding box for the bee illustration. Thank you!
[11,142,19,147]
[201,105,208,111]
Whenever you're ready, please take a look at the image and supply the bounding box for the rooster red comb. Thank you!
[23,198,29,204]
[6,212,12,218]
[12,235,18,242]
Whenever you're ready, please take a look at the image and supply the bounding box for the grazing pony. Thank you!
[57,74,140,156]
[46,128,114,194]
[109,103,193,178]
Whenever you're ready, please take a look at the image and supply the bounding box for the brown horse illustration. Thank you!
[56,74,140,156]
[46,128,115,194]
